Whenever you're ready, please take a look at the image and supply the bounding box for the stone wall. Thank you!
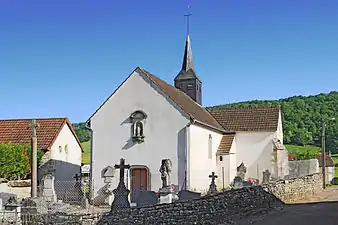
[96,173,322,225]
[0,180,31,200]
[97,187,283,225]
[263,173,322,203]
[288,159,319,178]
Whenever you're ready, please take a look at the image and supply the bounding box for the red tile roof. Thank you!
[0,118,83,152]
[208,106,280,132]
[140,68,224,131]
[316,154,334,167]
[217,134,235,155]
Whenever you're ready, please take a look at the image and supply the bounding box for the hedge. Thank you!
[0,142,44,180]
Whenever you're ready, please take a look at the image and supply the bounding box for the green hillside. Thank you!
[81,141,90,164]
[208,91,338,153]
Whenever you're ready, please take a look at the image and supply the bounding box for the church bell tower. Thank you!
[174,9,202,105]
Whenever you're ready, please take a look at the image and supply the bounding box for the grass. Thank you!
[285,144,321,155]
[81,141,90,164]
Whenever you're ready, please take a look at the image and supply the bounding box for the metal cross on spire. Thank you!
[184,4,192,36]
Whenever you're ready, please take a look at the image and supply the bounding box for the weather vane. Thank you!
[184,4,192,35]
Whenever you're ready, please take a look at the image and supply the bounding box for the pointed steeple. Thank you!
[175,35,201,81]
[182,35,194,72]
[174,34,202,105]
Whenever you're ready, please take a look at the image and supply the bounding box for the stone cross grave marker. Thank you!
[207,172,218,195]
[73,173,83,205]
[29,119,39,198]
[262,169,271,184]
[41,174,57,202]
[111,158,131,211]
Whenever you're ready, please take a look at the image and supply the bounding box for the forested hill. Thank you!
[73,91,338,153]
[208,91,338,153]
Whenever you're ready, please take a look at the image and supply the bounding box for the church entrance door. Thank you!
[130,167,149,202]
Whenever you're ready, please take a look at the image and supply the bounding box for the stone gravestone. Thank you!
[134,189,158,207]
[233,176,243,189]
[178,190,201,201]
[237,163,247,180]
[262,169,271,184]
[21,198,38,225]
[111,158,131,211]
[102,166,115,205]
[41,174,57,202]
[0,192,17,207]
[3,196,21,223]
[207,172,218,195]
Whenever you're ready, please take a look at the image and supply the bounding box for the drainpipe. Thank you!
[184,119,194,191]
[84,121,94,202]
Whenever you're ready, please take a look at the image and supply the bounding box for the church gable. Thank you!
[86,67,190,126]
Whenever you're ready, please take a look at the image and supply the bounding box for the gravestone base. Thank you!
[159,186,177,204]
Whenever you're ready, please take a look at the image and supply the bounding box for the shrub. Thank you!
[0,142,44,180]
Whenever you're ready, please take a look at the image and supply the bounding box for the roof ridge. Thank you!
[208,105,281,111]
[138,67,224,132]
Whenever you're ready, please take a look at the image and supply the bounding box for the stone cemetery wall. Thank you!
[263,173,322,203]
[97,187,284,225]
[96,173,322,225]
[288,159,319,178]
[0,180,31,200]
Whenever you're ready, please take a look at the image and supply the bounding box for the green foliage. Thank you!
[0,143,44,180]
[208,91,338,153]
[286,144,320,160]
[72,122,91,143]
[81,141,90,164]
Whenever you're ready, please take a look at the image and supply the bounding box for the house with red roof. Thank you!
[0,118,83,184]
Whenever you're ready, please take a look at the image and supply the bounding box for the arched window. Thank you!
[59,146,62,153]
[220,156,223,161]
[208,134,212,159]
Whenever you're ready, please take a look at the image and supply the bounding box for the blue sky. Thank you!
[1,0,337,123]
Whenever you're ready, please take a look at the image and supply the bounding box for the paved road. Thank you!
[237,187,338,225]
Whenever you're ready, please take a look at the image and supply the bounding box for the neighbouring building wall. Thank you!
[50,123,82,166]
[90,71,190,200]
[235,131,277,182]
[40,124,83,182]
[188,124,222,193]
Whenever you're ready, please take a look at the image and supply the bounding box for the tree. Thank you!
[208,91,338,153]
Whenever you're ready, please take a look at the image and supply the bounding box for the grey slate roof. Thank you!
[174,35,201,81]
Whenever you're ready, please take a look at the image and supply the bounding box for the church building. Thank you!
[85,33,289,204]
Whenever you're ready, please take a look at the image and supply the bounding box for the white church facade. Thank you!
[85,35,289,204]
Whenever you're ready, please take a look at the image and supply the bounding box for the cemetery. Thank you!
[0,156,324,224]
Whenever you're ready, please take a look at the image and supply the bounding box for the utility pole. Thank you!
[321,120,326,189]
[29,119,39,197]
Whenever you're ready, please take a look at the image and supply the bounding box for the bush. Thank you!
[0,142,44,180]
